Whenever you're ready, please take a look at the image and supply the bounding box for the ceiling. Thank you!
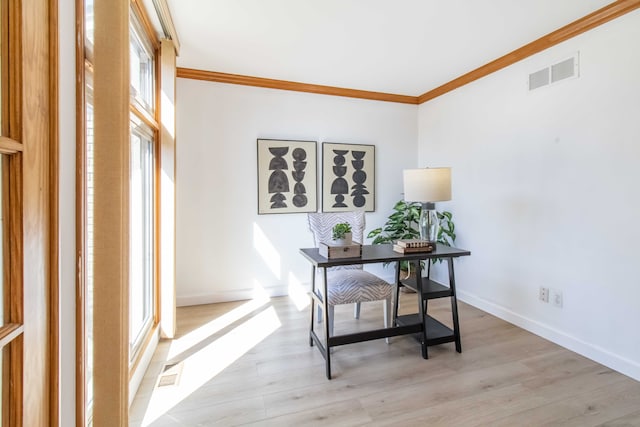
[165,0,612,96]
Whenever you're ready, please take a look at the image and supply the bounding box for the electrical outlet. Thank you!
[550,289,563,308]
[539,287,549,303]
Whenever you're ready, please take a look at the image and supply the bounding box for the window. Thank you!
[128,7,158,361]
[130,15,155,113]
[1,156,4,331]
[129,115,155,353]
[84,78,95,420]
[80,1,95,423]
[0,154,5,424]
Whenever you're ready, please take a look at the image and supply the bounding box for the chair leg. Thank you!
[384,298,391,344]
[354,302,361,319]
[328,305,335,338]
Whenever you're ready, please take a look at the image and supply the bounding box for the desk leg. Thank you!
[448,258,462,353]
[309,266,316,347]
[322,268,332,379]
[393,261,401,325]
[415,260,428,359]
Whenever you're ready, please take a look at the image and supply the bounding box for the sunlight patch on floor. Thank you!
[167,295,270,360]
[141,304,281,426]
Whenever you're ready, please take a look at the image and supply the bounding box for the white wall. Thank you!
[176,80,418,305]
[418,11,640,381]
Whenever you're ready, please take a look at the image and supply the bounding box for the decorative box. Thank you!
[318,242,362,259]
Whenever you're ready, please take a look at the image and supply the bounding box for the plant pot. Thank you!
[331,232,352,246]
[399,268,417,293]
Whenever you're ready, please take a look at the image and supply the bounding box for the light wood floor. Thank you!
[130,293,640,426]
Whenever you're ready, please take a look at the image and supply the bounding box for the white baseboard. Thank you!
[176,285,289,307]
[458,289,640,382]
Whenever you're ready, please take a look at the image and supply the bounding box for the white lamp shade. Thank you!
[403,167,452,202]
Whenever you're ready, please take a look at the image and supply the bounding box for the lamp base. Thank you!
[419,202,438,243]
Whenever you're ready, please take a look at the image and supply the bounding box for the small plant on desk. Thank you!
[331,223,352,246]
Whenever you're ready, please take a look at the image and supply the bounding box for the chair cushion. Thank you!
[322,269,393,305]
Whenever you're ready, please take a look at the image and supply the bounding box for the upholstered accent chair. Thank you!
[307,211,393,339]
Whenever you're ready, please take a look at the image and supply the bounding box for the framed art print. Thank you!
[322,142,375,212]
[257,139,317,214]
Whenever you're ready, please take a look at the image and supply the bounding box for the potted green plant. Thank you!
[331,222,352,246]
[367,200,456,276]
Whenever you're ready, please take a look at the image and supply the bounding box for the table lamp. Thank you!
[403,167,452,242]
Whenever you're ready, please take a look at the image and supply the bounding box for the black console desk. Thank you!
[299,243,471,379]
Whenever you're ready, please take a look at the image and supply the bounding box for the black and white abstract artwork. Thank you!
[322,142,375,212]
[257,139,317,214]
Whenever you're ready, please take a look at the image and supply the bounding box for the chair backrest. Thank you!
[307,211,366,271]
[307,211,366,246]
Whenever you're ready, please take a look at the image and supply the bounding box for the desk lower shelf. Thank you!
[396,314,456,346]
[400,278,453,299]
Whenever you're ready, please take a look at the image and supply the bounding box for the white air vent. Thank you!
[528,53,579,91]
[551,56,577,82]
[529,68,549,90]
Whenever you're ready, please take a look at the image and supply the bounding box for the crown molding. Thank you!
[176,68,419,104]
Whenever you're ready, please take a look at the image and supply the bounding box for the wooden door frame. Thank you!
[1,0,58,425]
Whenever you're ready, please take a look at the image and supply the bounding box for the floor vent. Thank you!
[157,362,183,388]
[528,53,579,91]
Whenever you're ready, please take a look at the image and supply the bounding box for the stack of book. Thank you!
[392,239,435,254]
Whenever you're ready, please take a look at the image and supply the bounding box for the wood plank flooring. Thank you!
[130,293,640,426]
